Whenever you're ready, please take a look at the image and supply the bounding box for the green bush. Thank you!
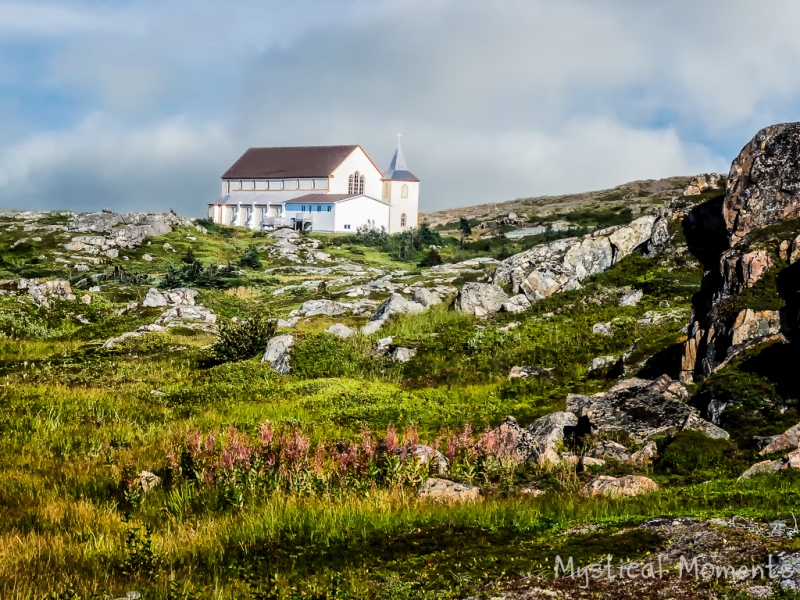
[657,430,735,475]
[211,314,276,363]
[291,333,365,378]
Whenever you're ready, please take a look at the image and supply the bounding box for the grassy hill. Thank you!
[1,196,799,599]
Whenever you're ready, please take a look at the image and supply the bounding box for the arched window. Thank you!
[401,213,407,227]
[383,182,389,199]
[348,171,365,195]
[401,184,409,198]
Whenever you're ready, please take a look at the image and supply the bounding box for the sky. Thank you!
[1,1,800,216]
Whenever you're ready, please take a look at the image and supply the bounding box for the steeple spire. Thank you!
[389,134,408,171]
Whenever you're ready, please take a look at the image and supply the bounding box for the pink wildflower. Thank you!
[259,422,274,446]
[385,423,398,455]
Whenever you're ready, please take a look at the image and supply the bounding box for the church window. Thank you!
[348,171,365,194]
[401,184,408,198]
[401,213,407,227]
[383,182,389,199]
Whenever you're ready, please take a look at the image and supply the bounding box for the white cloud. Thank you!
[0,114,234,214]
[1,0,800,212]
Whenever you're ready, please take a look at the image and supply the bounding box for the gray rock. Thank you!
[262,335,293,374]
[155,305,216,326]
[566,375,727,443]
[390,347,416,363]
[327,323,355,338]
[272,228,300,240]
[277,317,300,329]
[501,294,532,314]
[587,355,617,375]
[592,322,613,336]
[370,293,425,321]
[138,471,161,493]
[361,319,385,335]
[527,411,579,466]
[406,444,448,474]
[411,288,442,307]
[418,478,480,503]
[587,440,630,461]
[619,289,643,307]
[298,299,351,317]
[370,336,393,357]
[453,282,509,317]
[582,475,658,498]
[483,416,537,463]
[508,365,553,379]
[142,288,168,307]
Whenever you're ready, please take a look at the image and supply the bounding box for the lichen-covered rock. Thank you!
[21,278,76,307]
[760,422,800,456]
[453,282,508,316]
[390,347,416,363]
[262,335,293,374]
[411,288,442,307]
[566,376,727,443]
[724,122,800,246]
[326,323,355,338]
[508,365,553,379]
[482,416,536,463]
[587,440,630,462]
[370,293,425,321]
[582,475,658,498]
[527,411,578,466]
[683,173,724,196]
[587,355,617,375]
[501,294,532,314]
[418,478,480,503]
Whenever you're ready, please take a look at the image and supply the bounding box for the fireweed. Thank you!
[166,422,520,506]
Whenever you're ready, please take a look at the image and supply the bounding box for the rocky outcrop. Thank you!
[18,278,75,307]
[501,294,531,314]
[582,475,658,498]
[740,447,800,479]
[482,413,576,466]
[418,478,480,503]
[68,210,192,248]
[142,287,198,308]
[453,282,508,316]
[411,288,442,307]
[566,376,728,443]
[370,294,425,321]
[724,123,800,246]
[682,173,724,197]
[487,215,665,313]
[680,122,800,383]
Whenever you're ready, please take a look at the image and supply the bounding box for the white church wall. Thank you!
[329,147,383,198]
[387,181,420,233]
[334,197,390,233]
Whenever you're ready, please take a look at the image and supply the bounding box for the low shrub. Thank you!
[291,333,366,378]
[656,430,735,476]
[239,244,262,269]
[211,314,276,363]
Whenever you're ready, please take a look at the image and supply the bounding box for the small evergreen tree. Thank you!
[181,247,197,264]
[418,248,443,267]
[239,244,262,269]
[418,222,443,247]
[459,217,472,248]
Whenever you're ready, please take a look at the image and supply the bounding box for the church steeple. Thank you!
[383,135,419,182]
[389,135,408,171]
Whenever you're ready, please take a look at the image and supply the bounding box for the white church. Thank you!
[207,141,419,234]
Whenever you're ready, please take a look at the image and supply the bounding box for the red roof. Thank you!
[222,145,359,179]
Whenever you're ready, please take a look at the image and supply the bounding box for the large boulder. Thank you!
[501,294,532,314]
[326,323,355,338]
[566,376,727,443]
[453,282,508,317]
[298,299,352,317]
[724,122,800,246]
[155,306,217,326]
[21,279,76,308]
[760,423,800,456]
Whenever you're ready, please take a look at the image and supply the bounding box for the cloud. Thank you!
[1,0,799,213]
[0,114,233,214]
